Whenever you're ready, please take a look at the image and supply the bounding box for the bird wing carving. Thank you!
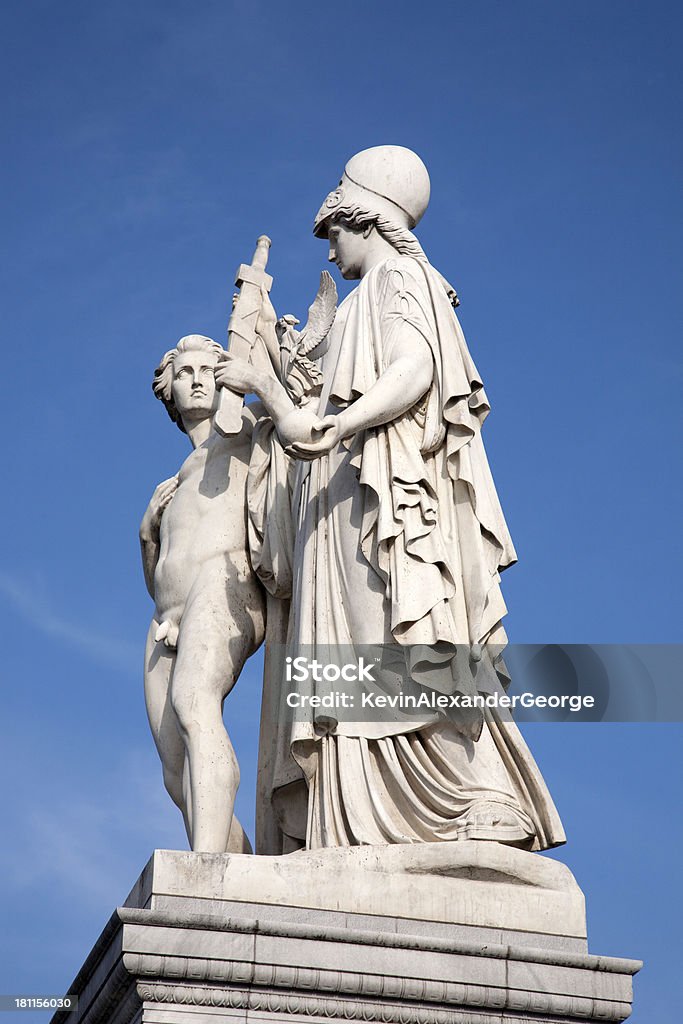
[298,271,338,355]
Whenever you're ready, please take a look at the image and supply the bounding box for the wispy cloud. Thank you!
[0,748,187,907]
[0,570,138,676]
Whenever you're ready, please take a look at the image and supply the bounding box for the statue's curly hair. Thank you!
[153,334,224,433]
[327,199,428,260]
[326,202,459,307]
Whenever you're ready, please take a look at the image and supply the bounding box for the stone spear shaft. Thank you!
[214,234,273,437]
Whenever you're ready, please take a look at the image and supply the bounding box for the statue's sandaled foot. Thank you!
[456,801,535,846]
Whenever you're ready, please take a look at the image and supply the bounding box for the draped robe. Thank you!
[253,255,565,853]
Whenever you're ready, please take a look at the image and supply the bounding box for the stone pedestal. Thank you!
[53,845,640,1024]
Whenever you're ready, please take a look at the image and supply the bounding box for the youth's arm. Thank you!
[139,476,178,598]
[215,357,327,450]
[139,531,159,600]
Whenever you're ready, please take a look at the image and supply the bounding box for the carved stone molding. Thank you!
[128,952,632,1022]
[136,980,567,1024]
[52,854,640,1024]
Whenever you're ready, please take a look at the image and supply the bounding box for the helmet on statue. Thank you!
[313,145,431,238]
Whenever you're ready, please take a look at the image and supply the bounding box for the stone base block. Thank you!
[53,845,640,1024]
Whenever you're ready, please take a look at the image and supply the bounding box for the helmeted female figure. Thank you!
[223,146,565,854]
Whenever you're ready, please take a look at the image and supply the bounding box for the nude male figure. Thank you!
[140,333,265,853]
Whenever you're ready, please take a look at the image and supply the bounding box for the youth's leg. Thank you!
[144,620,192,842]
[170,570,263,852]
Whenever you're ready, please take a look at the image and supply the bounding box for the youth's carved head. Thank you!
[314,145,431,277]
[153,334,225,432]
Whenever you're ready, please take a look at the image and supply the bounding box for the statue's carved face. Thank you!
[327,222,367,280]
[171,349,220,423]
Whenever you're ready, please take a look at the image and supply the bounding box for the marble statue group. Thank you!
[57,145,641,1024]
[140,146,566,858]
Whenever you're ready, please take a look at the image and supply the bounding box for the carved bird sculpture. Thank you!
[277,271,338,405]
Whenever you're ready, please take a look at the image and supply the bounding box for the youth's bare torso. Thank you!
[154,411,261,628]
[144,401,266,854]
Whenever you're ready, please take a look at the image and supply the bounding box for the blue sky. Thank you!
[0,2,681,1021]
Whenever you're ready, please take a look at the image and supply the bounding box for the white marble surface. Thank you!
[51,848,641,1024]
[219,148,566,855]
[141,334,265,854]
[126,843,587,938]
